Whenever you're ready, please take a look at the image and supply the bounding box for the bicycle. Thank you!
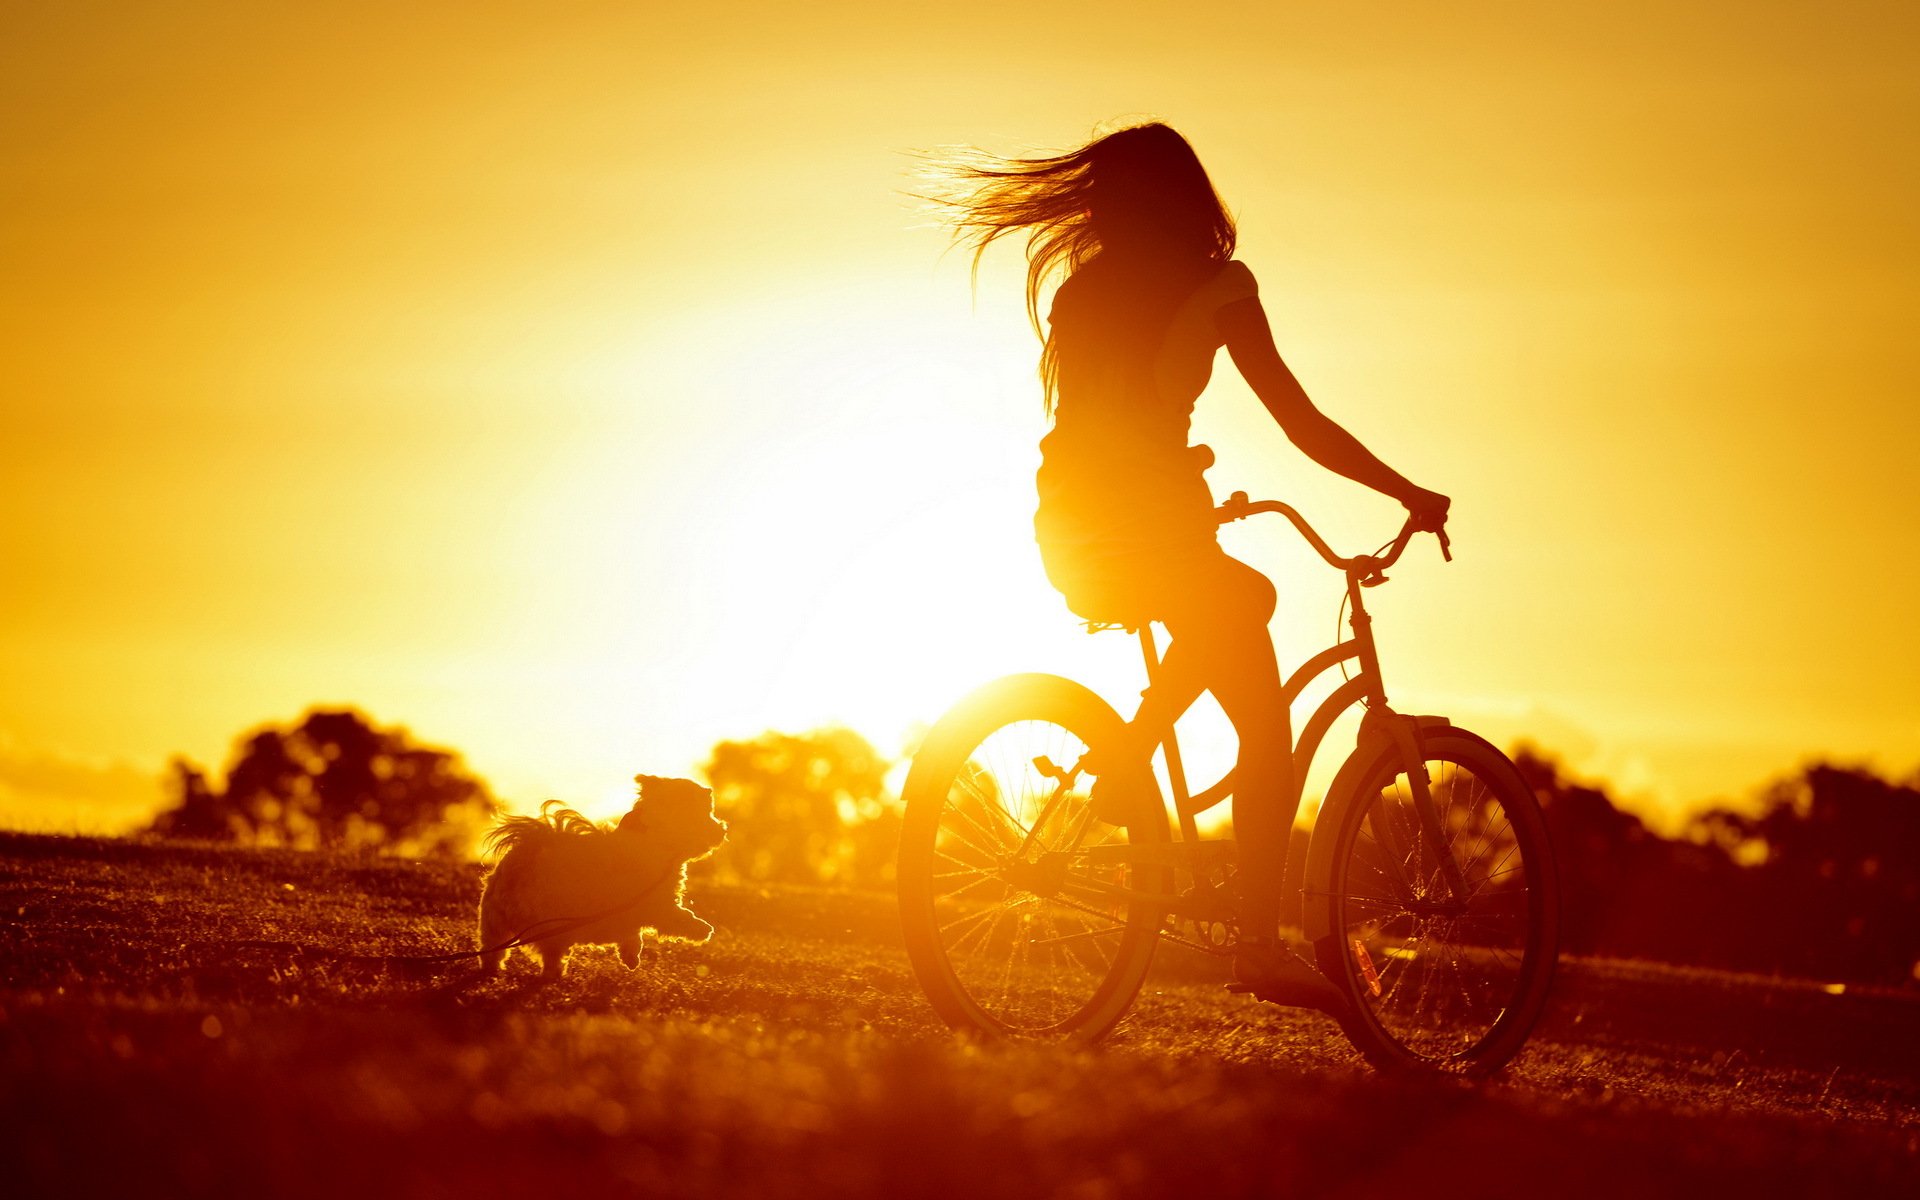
[896,493,1560,1076]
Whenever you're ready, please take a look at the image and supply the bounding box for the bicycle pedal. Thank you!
[1033,755,1069,783]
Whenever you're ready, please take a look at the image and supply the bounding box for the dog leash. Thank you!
[179,863,685,967]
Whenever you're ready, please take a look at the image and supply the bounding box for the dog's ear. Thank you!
[616,801,646,834]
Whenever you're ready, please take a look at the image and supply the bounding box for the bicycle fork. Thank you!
[1360,708,1472,908]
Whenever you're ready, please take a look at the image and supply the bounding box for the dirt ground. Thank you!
[2,832,1915,1198]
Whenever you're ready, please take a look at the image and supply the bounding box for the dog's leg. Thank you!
[616,934,642,970]
[652,904,715,943]
[535,939,570,982]
[477,904,508,973]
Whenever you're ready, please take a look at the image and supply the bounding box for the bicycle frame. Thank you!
[901,494,1557,1062]
[1066,495,1466,942]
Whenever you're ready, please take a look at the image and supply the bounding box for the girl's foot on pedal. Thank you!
[1229,937,1349,1016]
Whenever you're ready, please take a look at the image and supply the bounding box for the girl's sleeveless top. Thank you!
[1034,256,1258,601]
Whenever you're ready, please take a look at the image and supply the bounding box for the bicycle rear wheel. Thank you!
[898,674,1171,1040]
[1315,729,1559,1075]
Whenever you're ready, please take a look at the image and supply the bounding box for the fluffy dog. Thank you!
[477,774,727,980]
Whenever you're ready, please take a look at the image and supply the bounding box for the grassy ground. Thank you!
[3,831,1917,1198]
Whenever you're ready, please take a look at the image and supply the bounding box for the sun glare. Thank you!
[543,277,1392,823]
[689,305,1065,750]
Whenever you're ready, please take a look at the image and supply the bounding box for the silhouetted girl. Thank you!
[935,121,1449,1010]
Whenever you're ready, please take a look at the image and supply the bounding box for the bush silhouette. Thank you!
[1516,745,1919,985]
[705,727,897,887]
[1693,764,1920,984]
[150,708,499,856]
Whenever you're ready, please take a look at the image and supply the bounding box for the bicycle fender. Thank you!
[1299,712,1453,943]
[1405,723,1542,831]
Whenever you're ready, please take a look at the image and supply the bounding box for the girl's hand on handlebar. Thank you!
[1404,488,1453,561]
[1404,487,1451,533]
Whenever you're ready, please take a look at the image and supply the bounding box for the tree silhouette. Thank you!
[149,708,499,856]
[1515,745,1920,986]
[155,758,230,840]
[1515,745,1753,967]
[1693,764,1920,984]
[704,727,897,887]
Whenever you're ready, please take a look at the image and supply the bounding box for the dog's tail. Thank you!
[481,799,610,858]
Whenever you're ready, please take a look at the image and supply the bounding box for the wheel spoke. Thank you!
[945,772,1027,845]
[939,873,1006,904]
[934,806,1013,866]
[931,862,996,880]
[939,899,1007,942]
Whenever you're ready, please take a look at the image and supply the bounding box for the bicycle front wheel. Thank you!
[1315,729,1559,1075]
[898,674,1171,1041]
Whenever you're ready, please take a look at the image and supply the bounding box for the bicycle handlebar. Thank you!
[1213,491,1451,580]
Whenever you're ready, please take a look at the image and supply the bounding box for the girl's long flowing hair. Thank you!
[923,121,1237,410]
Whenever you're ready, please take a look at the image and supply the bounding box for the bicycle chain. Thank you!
[1157,921,1237,958]
[1028,885,1235,959]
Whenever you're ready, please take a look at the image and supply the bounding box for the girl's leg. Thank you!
[1161,555,1344,1010]
[1116,641,1206,759]
[1086,639,1204,822]
[1108,545,1249,759]
[1157,555,1296,939]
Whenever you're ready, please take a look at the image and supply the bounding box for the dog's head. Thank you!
[617,775,728,861]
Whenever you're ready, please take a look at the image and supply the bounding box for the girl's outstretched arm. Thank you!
[1219,294,1450,524]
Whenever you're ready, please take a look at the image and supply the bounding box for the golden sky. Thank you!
[3,1,1916,833]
